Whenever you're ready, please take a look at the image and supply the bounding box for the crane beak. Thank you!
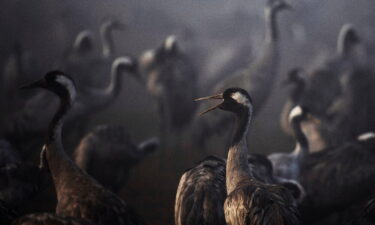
[194,93,224,116]
[20,79,46,90]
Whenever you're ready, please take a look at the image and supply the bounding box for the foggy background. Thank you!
[0,0,374,224]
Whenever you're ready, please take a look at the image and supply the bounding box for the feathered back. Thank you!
[175,156,227,225]
[74,124,155,192]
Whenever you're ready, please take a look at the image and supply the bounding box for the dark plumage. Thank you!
[137,35,198,134]
[175,156,227,225]
[21,71,144,225]
[295,24,363,149]
[0,139,47,217]
[299,132,375,223]
[325,67,375,146]
[11,213,92,225]
[2,56,134,158]
[0,140,20,167]
[74,124,159,193]
[0,199,19,225]
[195,88,302,225]
[175,153,303,225]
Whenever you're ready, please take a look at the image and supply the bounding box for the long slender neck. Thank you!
[337,39,356,58]
[291,80,305,103]
[101,24,114,58]
[265,7,280,43]
[47,95,72,145]
[45,92,78,190]
[103,63,123,98]
[291,118,308,162]
[226,107,253,194]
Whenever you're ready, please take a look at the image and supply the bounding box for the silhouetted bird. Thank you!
[2,57,135,159]
[74,124,159,193]
[137,35,198,134]
[21,71,144,225]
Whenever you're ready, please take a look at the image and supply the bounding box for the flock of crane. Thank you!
[1,0,375,225]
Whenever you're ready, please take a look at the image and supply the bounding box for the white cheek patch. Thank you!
[231,92,250,107]
[357,132,375,142]
[164,35,177,50]
[140,50,155,68]
[56,75,77,100]
[289,106,303,121]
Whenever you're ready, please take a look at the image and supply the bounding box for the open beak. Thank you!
[19,79,46,90]
[194,93,224,116]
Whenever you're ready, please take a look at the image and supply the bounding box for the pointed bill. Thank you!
[194,93,224,116]
[198,103,223,116]
[19,79,46,90]
[194,93,223,102]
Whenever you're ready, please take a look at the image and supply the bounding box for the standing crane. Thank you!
[136,35,198,135]
[2,56,135,159]
[175,153,304,225]
[194,88,302,225]
[20,71,144,225]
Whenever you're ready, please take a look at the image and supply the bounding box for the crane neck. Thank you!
[291,117,308,161]
[337,40,356,58]
[231,108,252,146]
[337,28,358,58]
[101,24,115,59]
[103,62,124,98]
[45,90,81,192]
[47,93,73,145]
[226,107,253,194]
[290,80,305,103]
[265,7,280,43]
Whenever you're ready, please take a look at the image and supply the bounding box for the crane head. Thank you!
[195,88,253,115]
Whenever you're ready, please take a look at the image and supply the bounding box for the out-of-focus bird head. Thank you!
[139,35,181,73]
[73,30,94,54]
